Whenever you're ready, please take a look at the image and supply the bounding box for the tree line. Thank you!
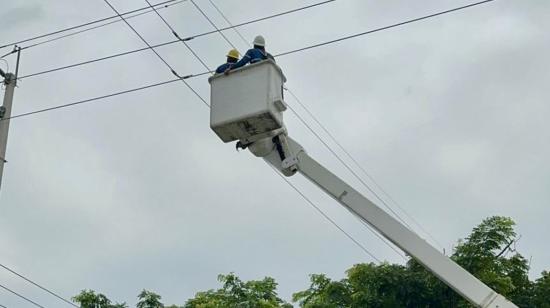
[72,216,550,307]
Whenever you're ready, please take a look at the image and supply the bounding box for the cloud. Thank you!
[0,5,44,31]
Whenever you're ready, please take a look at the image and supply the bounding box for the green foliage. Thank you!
[72,289,128,308]
[137,290,163,308]
[532,271,550,308]
[184,273,292,308]
[292,216,547,308]
[292,274,351,307]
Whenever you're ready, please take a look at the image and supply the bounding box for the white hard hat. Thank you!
[253,35,265,47]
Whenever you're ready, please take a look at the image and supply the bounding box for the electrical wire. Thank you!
[207,0,248,47]
[269,165,381,263]
[275,0,496,57]
[17,0,335,80]
[0,0,180,50]
[354,216,407,260]
[0,74,209,122]
[0,264,77,307]
[286,101,413,228]
[206,0,249,47]
[286,89,445,250]
[20,0,188,51]
[0,47,17,60]
[0,283,47,308]
[189,0,236,49]
[143,0,212,72]
[102,0,208,106]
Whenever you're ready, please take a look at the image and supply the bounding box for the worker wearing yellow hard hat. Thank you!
[215,49,240,74]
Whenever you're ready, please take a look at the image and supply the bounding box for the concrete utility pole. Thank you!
[0,48,20,190]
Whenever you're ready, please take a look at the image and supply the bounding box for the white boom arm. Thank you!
[208,60,516,307]
[261,137,517,308]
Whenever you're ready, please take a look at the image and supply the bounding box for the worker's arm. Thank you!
[216,63,231,74]
[230,50,252,70]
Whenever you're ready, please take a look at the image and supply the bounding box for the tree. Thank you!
[184,273,292,308]
[532,271,550,308]
[292,273,350,308]
[292,216,546,308]
[73,289,128,308]
[137,290,163,308]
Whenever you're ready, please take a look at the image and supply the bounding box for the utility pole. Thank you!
[0,47,21,190]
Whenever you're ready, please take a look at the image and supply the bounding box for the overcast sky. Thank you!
[1,0,549,307]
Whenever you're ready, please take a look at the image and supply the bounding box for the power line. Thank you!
[288,101,409,259]
[17,0,335,80]
[207,0,249,47]
[0,264,77,307]
[1,74,208,122]
[286,103,414,231]
[0,0,180,50]
[102,0,208,106]
[103,0,175,74]
[0,283,47,308]
[189,0,236,49]
[19,0,188,51]
[143,0,212,72]
[286,89,445,250]
[275,0,496,57]
[269,165,381,263]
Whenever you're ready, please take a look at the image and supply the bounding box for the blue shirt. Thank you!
[215,62,234,74]
[231,48,274,70]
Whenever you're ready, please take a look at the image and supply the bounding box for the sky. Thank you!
[1,0,549,307]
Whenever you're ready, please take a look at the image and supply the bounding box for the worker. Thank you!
[215,49,240,74]
[228,35,274,72]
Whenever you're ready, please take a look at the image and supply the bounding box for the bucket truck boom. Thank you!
[208,60,518,308]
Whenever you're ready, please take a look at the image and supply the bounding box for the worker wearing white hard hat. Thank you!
[228,35,275,72]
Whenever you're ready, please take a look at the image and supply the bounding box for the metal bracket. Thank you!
[281,156,299,170]
[338,190,348,201]
[0,106,5,119]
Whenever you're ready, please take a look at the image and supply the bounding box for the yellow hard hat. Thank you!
[227,49,239,59]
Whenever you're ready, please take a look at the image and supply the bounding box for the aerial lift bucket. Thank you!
[208,60,287,144]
